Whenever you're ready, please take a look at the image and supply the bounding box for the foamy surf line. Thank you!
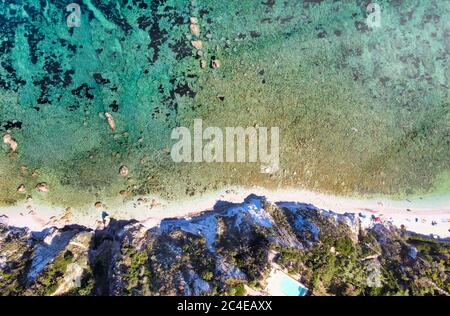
[1,187,449,238]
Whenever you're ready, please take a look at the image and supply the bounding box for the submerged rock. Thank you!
[0,195,449,296]
[211,59,221,69]
[35,183,49,193]
[16,184,26,193]
[191,40,203,49]
[94,202,103,208]
[3,133,17,152]
[104,112,116,130]
[190,24,200,37]
[119,165,129,177]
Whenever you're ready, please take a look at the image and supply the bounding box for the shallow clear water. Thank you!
[0,0,449,207]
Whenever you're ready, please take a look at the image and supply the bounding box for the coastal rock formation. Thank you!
[0,196,448,296]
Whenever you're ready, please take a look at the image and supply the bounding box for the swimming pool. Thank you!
[266,268,309,296]
[279,273,308,296]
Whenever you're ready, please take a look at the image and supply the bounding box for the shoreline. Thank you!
[1,186,449,238]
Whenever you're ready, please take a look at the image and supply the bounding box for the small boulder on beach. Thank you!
[60,207,73,223]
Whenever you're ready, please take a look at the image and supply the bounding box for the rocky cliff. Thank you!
[1,195,449,296]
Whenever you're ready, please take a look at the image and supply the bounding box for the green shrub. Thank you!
[229,283,246,296]
[201,271,214,281]
[335,237,354,257]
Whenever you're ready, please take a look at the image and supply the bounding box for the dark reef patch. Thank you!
[93,73,110,85]
[169,38,192,61]
[1,121,22,131]
[71,84,95,100]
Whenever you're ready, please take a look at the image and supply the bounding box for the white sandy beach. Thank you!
[0,186,449,238]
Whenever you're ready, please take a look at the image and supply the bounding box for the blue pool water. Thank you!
[279,274,308,296]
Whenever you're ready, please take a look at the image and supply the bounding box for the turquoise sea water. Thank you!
[0,0,449,207]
